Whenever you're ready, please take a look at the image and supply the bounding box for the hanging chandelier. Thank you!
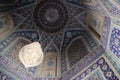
[19,42,44,68]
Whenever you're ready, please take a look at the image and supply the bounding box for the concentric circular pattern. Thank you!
[34,0,68,33]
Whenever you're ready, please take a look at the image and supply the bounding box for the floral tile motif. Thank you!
[61,30,98,73]
[67,38,89,67]
[100,0,120,18]
[109,28,120,59]
[72,57,119,80]
[0,55,34,79]
[0,30,39,54]
[105,52,120,74]
[83,68,105,80]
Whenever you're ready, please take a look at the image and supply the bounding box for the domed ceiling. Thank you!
[0,0,119,80]
[34,0,69,33]
[33,0,90,51]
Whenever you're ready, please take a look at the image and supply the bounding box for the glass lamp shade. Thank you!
[19,42,44,68]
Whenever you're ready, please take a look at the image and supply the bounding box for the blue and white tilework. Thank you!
[61,29,98,73]
[0,30,39,54]
[61,45,104,79]
[105,52,120,74]
[72,57,119,80]
[110,28,120,59]
[99,0,120,18]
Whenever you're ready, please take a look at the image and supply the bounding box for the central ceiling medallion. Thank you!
[34,0,68,33]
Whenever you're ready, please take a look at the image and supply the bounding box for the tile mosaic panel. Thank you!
[109,28,120,59]
[0,53,60,80]
[100,17,111,50]
[82,68,105,80]
[3,38,39,75]
[62,30,98,52]
[61,30,98,73]
[105,52,120,74]
[0,55,35,80]
[61,45,104,80]
[82,0,111,50]
[84,0,109,16]
[99,0,120,18]
[0,30,39,54]
[5,39,29,68]
[84,3,102,15]
[0,0,116,79]
[67,38,89,67]
[72,57,119,80]
[39,1,87,51]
